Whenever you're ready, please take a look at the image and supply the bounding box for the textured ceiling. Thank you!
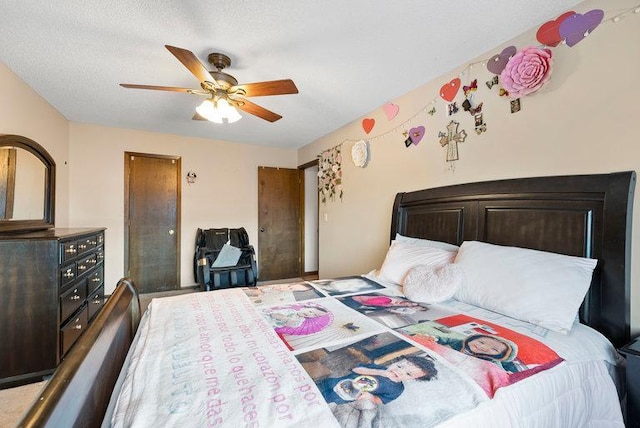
[0,1,583,149]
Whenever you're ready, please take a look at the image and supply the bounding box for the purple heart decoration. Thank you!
[487,46,517,75]
[559,9,604,47]
[409,126,425,146]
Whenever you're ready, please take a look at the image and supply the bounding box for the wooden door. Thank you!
[258,167,302,281]
[125,152,180,293]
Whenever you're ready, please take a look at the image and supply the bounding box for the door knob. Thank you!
[169,229,175,235]
[260,228,265,232]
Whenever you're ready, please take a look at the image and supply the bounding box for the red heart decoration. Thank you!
[536,11,575,47]
[440,78,461,102]
[362,118,375,134]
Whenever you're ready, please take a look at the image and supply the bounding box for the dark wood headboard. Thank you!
[390,171,635,348]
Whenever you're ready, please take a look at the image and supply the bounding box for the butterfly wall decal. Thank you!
[469,102,483,115]
[463,79,478,97]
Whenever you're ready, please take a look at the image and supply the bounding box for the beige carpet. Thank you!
[0,380,47,427]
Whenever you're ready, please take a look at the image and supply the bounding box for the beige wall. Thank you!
[68,123,297,293]
[0,63,70,225]
[298,0,640,334]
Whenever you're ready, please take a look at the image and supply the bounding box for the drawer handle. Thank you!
[79,244,87,250]
[73,324,83,330]
[70,295,80,300]
[92,298,102,304]
[78,265,87,271]
[65,247,77,254]
[63,271,74,279]
[92,276,101,282]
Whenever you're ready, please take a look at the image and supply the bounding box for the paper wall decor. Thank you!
[463,79,478,98]
[318,146,343,203]
[487,46,517,75]
[440,78,461,102]
[351,140,369,167]
[362,118,375,134]
[536,11,575,46]
[439,121,467,162]
[486,76,499,89]
[383,103,399,121]
[559,9,604,47]
[500,47,553,98]
[407,126,425,146]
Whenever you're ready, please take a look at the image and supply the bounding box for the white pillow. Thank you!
[403,264,464,303]
[395,233,460,252]
[379,241,456,285]
[453,241,597,334]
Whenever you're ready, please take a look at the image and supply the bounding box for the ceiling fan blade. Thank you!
[120,84,192,92]
[235,99,282,122]
[165,45,215,83]
[192,112,207,121]
[233,79,298,97]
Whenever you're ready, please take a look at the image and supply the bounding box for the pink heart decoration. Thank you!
[409,126,425,146]
[383,103,399,121]
[440,78,461,102]
[487,46,517,75]
[362,118,375,134]
[536,11,575,47]
[559,9,604,47]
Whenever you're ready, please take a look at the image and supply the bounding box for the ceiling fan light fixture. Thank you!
[196,97,241,124]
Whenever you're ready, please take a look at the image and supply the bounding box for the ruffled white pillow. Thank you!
[378,241,456,285]
[403,264,464,303]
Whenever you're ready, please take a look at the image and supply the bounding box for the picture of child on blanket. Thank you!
[296,332,486,427]
[400,315,563,397]
[243,282,323,306]
[317,355,437,405]
[263,303,333,335]
[339,293,453,329]
[309,276,384,296]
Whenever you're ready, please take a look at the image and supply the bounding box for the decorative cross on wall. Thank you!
[439,120,467,161]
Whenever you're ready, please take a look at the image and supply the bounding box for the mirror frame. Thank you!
[0,134,55,233]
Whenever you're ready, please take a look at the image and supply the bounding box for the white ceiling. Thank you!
[0,1,583,149]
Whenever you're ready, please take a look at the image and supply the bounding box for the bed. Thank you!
[17,171,635,427]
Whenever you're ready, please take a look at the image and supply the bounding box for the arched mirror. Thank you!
[0,134,55,233]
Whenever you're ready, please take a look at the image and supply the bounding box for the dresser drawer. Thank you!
[60,264,77,288]
[87,285,105,320]
[60,306,88,357]
[87,265,104,294]
[60,283,87,322]
[60,240,78,263]
[76,253,97,277]
[77,236,97,255]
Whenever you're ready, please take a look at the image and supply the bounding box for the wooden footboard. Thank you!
[17,278,141,428]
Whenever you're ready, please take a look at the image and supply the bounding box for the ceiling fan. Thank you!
[120,45,298,123]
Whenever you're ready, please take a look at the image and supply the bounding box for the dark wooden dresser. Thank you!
[0,227,106,388]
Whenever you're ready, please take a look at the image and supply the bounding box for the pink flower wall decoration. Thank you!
[500,46,553,98]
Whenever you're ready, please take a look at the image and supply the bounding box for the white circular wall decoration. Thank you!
[351,140,369,168]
